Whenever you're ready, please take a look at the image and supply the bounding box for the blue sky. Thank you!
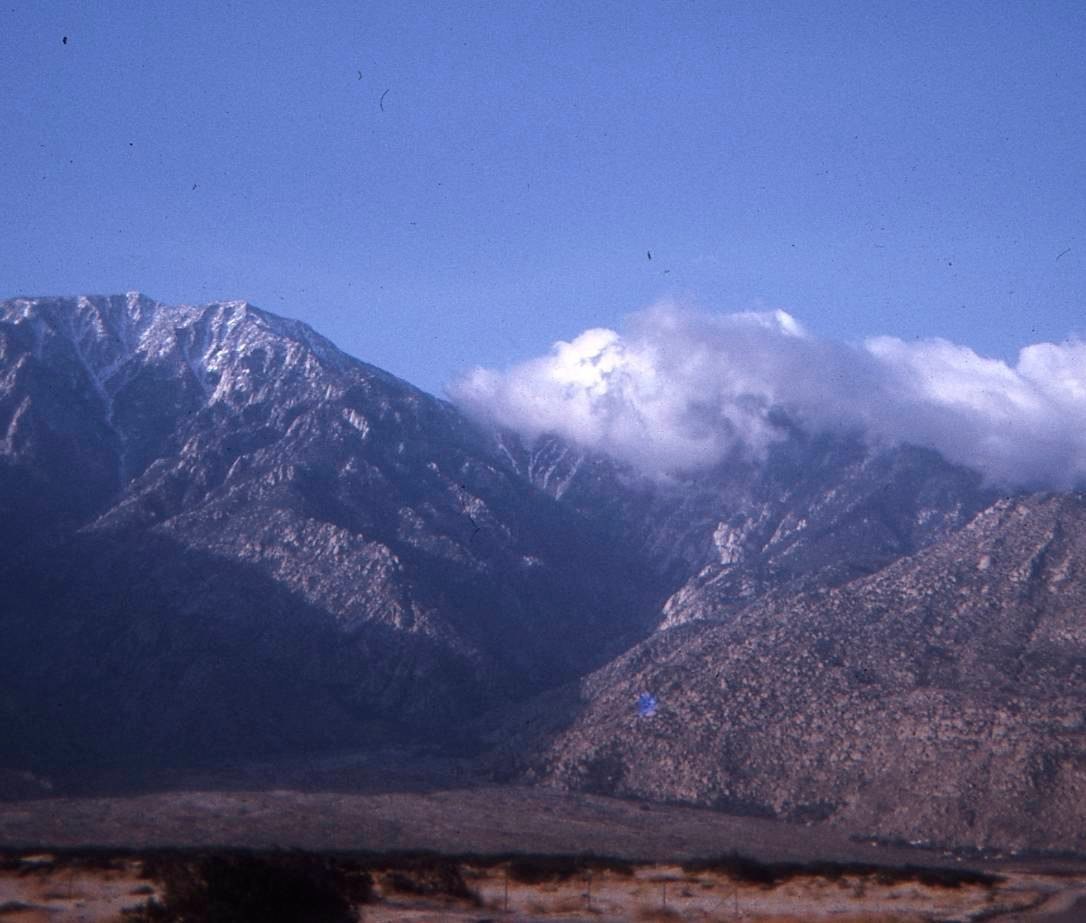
[2,0,1083,397]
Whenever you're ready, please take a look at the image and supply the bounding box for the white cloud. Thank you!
[449,302,1086,488]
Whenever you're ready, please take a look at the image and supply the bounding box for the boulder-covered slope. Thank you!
[523,492,1086,851]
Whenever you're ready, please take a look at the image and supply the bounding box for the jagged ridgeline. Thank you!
[0,293,661,766]
[4,293,1084,852]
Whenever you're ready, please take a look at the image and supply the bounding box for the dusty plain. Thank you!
[2,749,1086,921]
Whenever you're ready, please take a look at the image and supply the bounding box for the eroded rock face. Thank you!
[527,493,1086,851]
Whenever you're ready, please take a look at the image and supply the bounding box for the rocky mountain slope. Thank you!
[0,294,657,767]
[5,292,1081,853]
[502,429,993,623]
[522,492,1086,851]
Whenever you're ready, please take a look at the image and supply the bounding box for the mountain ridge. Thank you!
[1,294,668,767]
[6,293,1080,852]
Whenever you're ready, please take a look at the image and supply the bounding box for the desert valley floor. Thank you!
[2,748,1086,922]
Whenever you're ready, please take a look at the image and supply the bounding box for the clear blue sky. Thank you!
[3,0,1083,396]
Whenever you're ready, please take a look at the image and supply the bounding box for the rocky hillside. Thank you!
[6,292,1074,856]
[502,428,993,622]
[0,294,657,768]
[522,492,1086,851]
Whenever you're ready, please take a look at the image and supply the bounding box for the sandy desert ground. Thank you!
[1,847,1086,922]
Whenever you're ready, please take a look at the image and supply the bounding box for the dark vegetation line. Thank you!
[680,853,1001,888]
[2,845,1004,919]
[0,845,1006,885]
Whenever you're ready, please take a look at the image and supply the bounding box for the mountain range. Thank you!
[2,293,1082,851]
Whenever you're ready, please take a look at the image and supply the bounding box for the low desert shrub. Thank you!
[125,853,371,923]
[681,853,1000,889]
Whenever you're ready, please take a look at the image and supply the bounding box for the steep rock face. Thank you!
[527,493,1086,850]
[0,294,657,768]
[498,428,993,623]
[0,295,133,547]
[656,436,996,629]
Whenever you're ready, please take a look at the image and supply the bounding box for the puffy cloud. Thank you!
[449,302,1086,488]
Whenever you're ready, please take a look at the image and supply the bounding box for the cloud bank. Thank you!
[449,303,1086,488]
